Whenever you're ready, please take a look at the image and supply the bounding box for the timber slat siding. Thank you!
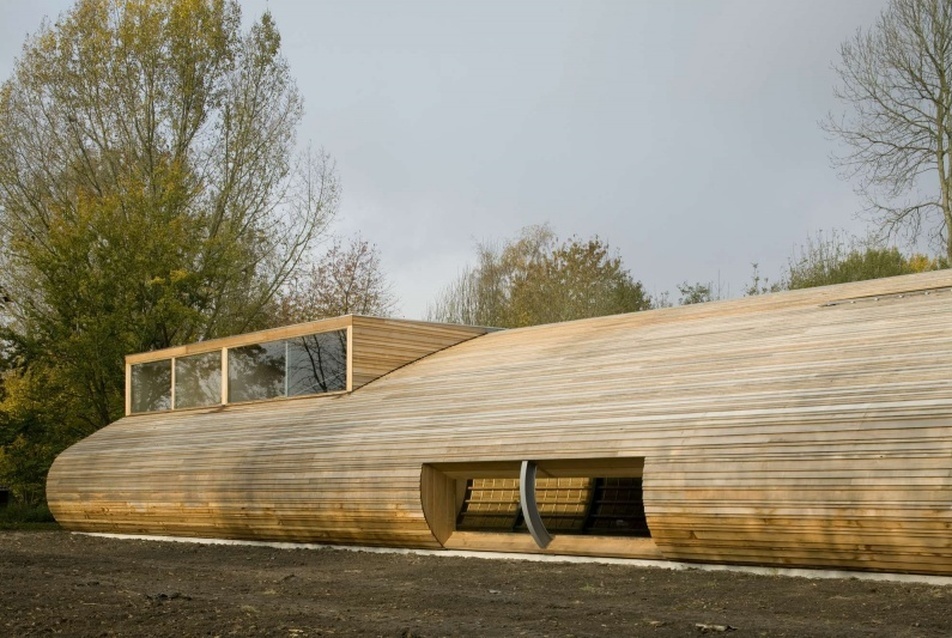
[47,271,952,574]
[349,316,490,388]
[123,316,489,408]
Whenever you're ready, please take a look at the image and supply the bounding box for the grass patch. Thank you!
[0,502,59,530]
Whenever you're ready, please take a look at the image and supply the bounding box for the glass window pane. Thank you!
[131,360,171,413]
[174,352,222,409]
[227,340,286,403]
[287,330,347,396]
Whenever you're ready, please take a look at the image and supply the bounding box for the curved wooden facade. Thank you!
[48,272,952,575]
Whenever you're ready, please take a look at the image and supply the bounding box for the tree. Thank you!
[0,0,337,475]
[677,282,712,305]
[0,368,79,506]
[825,0,952,259]
[743,264,780,296]
[676,281,728,305]
[427,225,652,327]
[275,236,397,324]
[777,230,944,290]
[0,1,339,505]
[428,225,554,327]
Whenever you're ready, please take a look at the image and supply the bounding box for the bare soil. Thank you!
[1,529,950,637]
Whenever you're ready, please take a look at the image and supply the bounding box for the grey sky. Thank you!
[1,0,891,317]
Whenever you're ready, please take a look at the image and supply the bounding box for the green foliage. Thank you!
[0,0,337,500]
[779,231,946,290]
[743,263,782,296]
[0,436,57,508]
[788,247,906,289]
[0,368,84,506]
[0,502,57,528]
[677,282,717,305]
[428,225,652,327]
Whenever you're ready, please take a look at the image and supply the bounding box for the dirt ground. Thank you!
[2,530,950,637]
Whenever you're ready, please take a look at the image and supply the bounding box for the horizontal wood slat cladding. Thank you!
[48,271,952,574]
[349,317,490,389]
[124,315,489,393]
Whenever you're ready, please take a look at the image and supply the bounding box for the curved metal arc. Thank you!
[519,460,553,548]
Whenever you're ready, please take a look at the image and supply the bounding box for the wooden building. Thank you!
[47,271,952,575]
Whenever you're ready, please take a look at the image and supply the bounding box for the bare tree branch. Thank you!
[824,0,952,259]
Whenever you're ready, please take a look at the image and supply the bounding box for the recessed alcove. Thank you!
[421,457,661,559]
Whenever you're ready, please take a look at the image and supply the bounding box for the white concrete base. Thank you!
[79,532,952,587]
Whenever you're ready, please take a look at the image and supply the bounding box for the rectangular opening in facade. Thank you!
[128,328,348,414]
[421,457,652,555]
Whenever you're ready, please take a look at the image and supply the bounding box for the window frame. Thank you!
[125,320,353,416]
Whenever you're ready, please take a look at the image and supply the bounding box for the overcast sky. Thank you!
[1,0,892,318]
